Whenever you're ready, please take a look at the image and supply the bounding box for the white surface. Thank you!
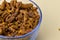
[34,0,60,40]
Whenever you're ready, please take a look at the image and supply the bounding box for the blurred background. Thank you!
[34,0,60,40]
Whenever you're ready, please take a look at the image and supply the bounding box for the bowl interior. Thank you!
[0,0,42,38]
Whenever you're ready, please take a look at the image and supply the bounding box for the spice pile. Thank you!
[0,0,40,36]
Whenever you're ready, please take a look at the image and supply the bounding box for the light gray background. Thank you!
[36,0,60,40]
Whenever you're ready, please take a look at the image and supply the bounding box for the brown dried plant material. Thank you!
[0,0,40,36]
[16,2,22,8]
[21,3,33,8]
[0,0,6,10]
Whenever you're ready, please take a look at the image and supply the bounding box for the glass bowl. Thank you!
[0,0,42,40]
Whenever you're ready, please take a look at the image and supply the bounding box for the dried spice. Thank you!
[0,0,40,36]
